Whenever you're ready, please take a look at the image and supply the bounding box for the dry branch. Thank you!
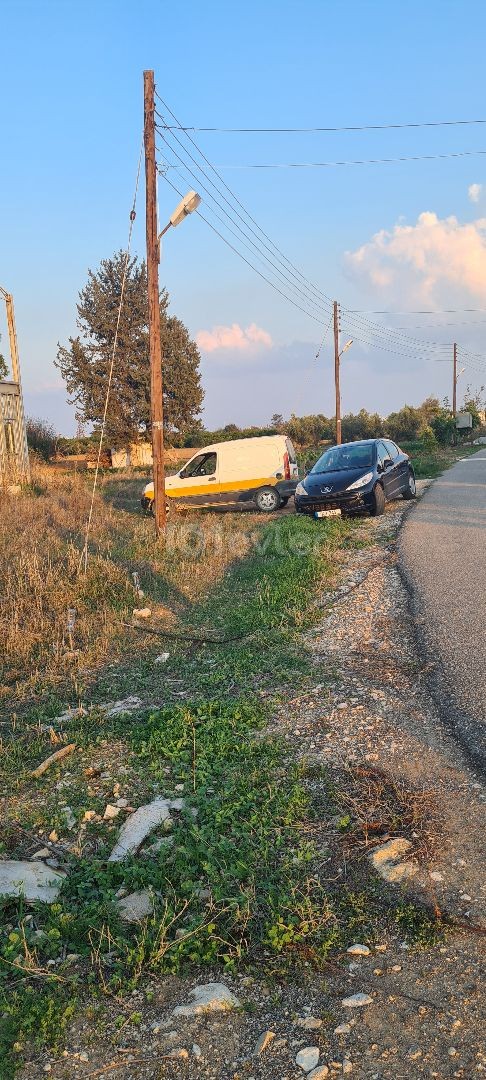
[31,742,76,779]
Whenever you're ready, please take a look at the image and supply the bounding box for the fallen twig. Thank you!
[31,742,76,779]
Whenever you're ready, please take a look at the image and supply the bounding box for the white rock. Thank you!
[343,1061,353,1074]
[83,811,97,822]
[116,889,154,923]
[103,804,120,821]
[108,798,181,862]
[172,982,240,1018]
[0,861,66,903]
[347,943,370,956]
[105,696,144,718]
[369,838,418,883]
[308,1068,329,1080]
[192,1044,202,1057]
[429,871,443,882]
[334,1023,351,1034]
[341,993,373,1008]
[133,608,152,619]
[296,1046,320,1072]
[155,653,170,664]
[32,848,51,859]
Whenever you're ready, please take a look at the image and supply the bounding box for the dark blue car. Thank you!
[294,438,416,518]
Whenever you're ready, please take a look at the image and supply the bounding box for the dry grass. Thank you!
[337,764,442,863]
[0,463,259,711]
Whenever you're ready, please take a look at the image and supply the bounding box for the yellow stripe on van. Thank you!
[145,477,281,500]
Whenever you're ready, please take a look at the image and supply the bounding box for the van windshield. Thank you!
[310,443,374,473]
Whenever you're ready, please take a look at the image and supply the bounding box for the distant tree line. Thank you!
[181,392,484,451]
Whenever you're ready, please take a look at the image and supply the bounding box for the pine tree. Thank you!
[56,251,204,447]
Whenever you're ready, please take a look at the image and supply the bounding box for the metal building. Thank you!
[0,380,30,486]
[0,286,30,488]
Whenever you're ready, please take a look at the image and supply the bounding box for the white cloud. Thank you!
[196,322,272,353]
[345,210,486,305]
[468,183,482,204]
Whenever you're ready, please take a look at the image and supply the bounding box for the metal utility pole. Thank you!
[333,300,341,444]
[452,341,458,417]
[144,69,166,536]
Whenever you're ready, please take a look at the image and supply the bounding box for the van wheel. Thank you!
[255,486,281,512]
[370,483,385,517]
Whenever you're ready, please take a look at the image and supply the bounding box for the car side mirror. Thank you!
[384,457,393,469]
[377,462,384,474]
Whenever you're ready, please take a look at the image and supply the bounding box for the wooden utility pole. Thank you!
[452,341,458,417]
[144,69,166,536]
[333,300,341,444]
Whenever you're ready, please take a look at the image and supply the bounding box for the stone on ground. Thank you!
[341,992,373,1008]
[0,860,66,902]
[254,1030,275,1055]
[116,889,154,922]
[347,943,370,956]
[172,982,240,1018]
[296,1046,320,1072]
[369,837,418,883]
[108,797,181,862]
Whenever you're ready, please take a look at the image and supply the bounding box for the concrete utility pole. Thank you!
[452,341,457,417]
[333,300,341,445]
[144,69,166,536]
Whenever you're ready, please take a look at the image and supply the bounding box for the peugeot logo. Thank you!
[321,485,333,493]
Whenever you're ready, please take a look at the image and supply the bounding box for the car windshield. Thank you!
[310,443,374,473]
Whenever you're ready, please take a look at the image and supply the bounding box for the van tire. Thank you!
[370,483,385,517]
[255,486,281,512]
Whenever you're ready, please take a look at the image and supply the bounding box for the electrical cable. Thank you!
[79,142,143,574]
[163,148,486,170]
[159,171,327,327]
[159,118,486,134]
[156,140,331,321]
[155,92,334,305]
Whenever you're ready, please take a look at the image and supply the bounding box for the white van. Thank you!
[141,434,299,513]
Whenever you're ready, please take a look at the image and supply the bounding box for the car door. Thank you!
[381,440,403,500]
[172,451,219,505]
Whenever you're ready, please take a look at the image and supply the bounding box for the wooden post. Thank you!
[333,300,341,445]
[144,70,166,535]
[452,341,457,417]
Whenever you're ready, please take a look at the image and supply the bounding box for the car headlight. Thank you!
[346,471,373,491]
[295,481,306,497]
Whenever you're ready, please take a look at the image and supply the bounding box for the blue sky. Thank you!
[2,0,486,433]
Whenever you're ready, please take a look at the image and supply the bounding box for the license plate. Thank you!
[315,508,341,519]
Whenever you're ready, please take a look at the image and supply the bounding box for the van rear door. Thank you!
[285,438,299,479]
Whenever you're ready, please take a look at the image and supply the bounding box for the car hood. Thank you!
[302,467,372,495]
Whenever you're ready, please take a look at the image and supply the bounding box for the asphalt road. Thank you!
[399,449,486,770]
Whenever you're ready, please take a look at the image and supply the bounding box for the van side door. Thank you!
[172,451,219,505]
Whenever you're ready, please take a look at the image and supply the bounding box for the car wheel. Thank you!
[370,483,385,516]
[255,486,281,512]
[402,469,417,500]
[280,496,289,507]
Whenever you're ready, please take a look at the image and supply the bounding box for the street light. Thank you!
[339,338,354,358]
[158,190,202,258]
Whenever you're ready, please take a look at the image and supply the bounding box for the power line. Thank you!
[159,171,327,328]
[348,307,486,315]
[159,117,486,134]
[156,141,331,322]
[155,90,485,365]
[164,148,486,169]
[154,93,334,306]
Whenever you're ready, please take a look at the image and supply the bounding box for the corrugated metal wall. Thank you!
[0,382,30,485]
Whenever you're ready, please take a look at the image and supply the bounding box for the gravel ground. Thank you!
[22,484,486,1080]
[399,449,486,769]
